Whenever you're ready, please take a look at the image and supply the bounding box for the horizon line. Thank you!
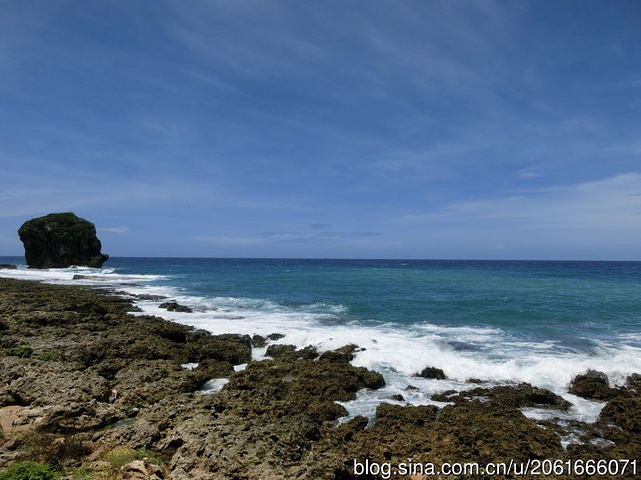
[1,255,640,263]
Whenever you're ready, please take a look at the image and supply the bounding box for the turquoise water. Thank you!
[2,256,641,420]
[105,258,641,350]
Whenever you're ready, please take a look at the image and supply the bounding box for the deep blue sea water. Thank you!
[2,256,641,422]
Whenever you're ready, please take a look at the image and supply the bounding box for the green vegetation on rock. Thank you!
[0,462,59,480]
[3,345,33,358]
[35,349,61,362]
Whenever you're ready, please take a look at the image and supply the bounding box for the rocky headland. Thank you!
[18,213,108,269]
[0,277,640,479]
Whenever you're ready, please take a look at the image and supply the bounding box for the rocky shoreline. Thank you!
[0,277,639,479]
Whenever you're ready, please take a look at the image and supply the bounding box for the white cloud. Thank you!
[517,168,542,179]
[101,226,129,234]
[402,173,641,254]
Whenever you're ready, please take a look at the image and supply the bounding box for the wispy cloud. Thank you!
[101,226,130,234]
[165,0,518,104]
[261,230,382,244]
[403,173,641,242]
[517,168,542,179]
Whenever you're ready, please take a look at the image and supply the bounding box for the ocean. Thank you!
[2,256,640,425]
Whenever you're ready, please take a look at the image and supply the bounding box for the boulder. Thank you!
[319,344,359,363]
[251,334,267,347]
[626,373,641,393]
[569,370,618,400]
[158,301,192,313]
[118,458,164,480]
[265,344,318,360]
[417,366,447,380]
[18,212,108,268]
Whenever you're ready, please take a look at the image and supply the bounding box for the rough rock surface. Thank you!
[432,383,572,410]
[18,212,109,268]
[118,459,164,480]
[158,301,193,313]
[569,370,620,400]
[417,366,447,380]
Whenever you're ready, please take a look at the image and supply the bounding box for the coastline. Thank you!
[0,277,640,479]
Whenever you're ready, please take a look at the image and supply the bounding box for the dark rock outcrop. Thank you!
[598,396,641,433]
[432,382,572,410]
[18,212,108,268]
[319,344,360,363]
[417,366,447,380]
[265,343,318,360]
[569,370,619,400]
[158,301,192,313]
[0,264,17,270]
[626,373,641,393]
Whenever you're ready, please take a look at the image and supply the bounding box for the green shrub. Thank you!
[0,461,59,480]
[35,349,60,362]
[4,345,33,358]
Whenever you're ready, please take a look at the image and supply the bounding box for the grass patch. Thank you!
[19,432,91,469]
[0,461,59,480]
[78,446,169,479]
[35,349,61,362]
[101,446,140,469]
[68,468,92,480]
[102,446,166,467]
[4,345,33,358]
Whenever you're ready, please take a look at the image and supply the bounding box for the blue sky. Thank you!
[1,0,640,259]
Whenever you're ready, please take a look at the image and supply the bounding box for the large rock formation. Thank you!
[18,213,109,268]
